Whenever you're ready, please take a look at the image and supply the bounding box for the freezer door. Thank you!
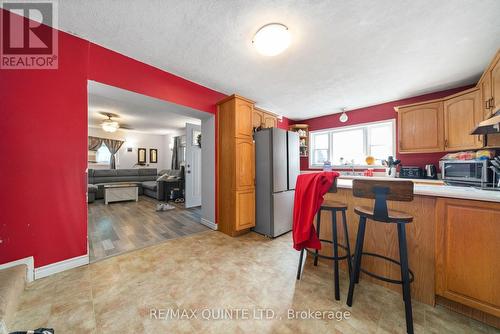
[272,128,288,193]
[272,191,294,237]
[287,131,300,190]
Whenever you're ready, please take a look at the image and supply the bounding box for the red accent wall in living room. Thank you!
[0,11,226,268]
[295,86,474,171]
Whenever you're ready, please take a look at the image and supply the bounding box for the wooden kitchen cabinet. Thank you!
[491,55,500,114]
[479,71,493,119]
[262,112,277,128]
[217,94,256,236]
[396,101,444,153]
[253,107,277,129]
[436,198,500,317]
[252,109,264,128]
[443,89,483,151]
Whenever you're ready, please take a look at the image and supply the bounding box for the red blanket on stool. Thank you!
[292,172,339,251]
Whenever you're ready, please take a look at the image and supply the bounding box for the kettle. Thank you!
[425,164,437,179]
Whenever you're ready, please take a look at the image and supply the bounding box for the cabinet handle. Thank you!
[444,139,448,148]
[478,135,482,143]
[485,100,490,109]
[490,98,495,108]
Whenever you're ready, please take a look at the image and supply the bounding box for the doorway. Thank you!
[86,81,216,262]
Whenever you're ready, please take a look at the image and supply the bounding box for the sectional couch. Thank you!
[87,168,166,203]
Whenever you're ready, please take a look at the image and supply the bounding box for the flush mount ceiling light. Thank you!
[252,23,291,56]
[339,108,349,123]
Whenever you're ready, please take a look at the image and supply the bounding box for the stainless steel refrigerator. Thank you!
[254,128,300,237]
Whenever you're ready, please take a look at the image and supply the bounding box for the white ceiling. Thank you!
[62,1,500,120]
[88,81,203,135]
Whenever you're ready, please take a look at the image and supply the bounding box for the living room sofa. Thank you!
[87,168,165,202]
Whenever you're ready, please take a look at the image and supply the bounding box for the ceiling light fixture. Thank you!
[252,23,291,56]
[339,108,349,123]
[101,118,119,132]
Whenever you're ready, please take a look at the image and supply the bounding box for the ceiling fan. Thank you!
[98,112,133,132]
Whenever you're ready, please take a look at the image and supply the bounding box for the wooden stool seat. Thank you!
[354,206,413,223]
[321,199,348,209]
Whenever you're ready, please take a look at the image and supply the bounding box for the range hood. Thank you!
[471,110,500,135]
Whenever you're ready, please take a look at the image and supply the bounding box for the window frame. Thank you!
[308,119,396,169]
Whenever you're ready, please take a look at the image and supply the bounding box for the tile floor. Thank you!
[10,231,500,333]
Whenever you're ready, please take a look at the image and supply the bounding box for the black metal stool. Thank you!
[296,180,353,301]
[346,179,415,334]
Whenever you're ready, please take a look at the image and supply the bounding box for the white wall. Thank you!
[88,127,174,171]
[201,116,215,225]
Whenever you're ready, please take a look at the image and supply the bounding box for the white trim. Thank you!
[34,254,89,280]
[200,218,217,230]
[0,256,34,282]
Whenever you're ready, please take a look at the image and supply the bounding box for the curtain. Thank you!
[171,136,180,170]
[88,136,102,151]
[102,138,124,169]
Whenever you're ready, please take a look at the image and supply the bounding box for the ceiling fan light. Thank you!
[102,120,119,132]
[253,23,291,56]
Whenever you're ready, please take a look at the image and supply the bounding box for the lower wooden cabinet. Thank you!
[435,198,500,317]
[235,189,255,231]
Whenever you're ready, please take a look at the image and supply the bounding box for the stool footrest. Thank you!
[305,239,350,261]
[357,252,415,285]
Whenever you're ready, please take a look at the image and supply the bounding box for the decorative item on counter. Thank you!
[382,156,401,177]
[476,149,495,160]
[323,160,332,172]
[365,155,375,165]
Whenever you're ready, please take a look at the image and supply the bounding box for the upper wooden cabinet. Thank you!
[252,109,264,128]
[479,71,493,119]
[478,50,500,119]
[263,113,277,128]
[491,55,500,113]
[253,107,277,129]
[443,89,483,151]
[397,101,444,153]
[436,198,500,317]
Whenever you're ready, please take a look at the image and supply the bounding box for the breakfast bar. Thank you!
[315,176,500,326]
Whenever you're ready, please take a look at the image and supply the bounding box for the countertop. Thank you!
[333,176,500,203]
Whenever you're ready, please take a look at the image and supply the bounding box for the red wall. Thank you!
[295,86,474,171]
[0,11,226,268]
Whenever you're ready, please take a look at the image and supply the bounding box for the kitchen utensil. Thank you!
[424,164,437,179]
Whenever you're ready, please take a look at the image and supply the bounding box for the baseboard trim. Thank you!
[34,254,89,280]
[200,218,217,230]
[0,256,34,282]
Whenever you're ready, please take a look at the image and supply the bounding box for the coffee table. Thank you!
[104,183,139,204]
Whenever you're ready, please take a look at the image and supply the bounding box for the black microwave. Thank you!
[440,160,491,185]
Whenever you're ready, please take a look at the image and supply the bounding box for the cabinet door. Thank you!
[436,199,500,317]
[263,113,277,128]
[444,90,482,151]
[253,109,264,128]
[235,189,255,230]
[398,101,444,153]
[235,139,254,190]
[235,100,254,139]
[491,57,500,113]
[480,72,493,119]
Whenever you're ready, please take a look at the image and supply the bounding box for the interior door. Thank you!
[185,123,202,208]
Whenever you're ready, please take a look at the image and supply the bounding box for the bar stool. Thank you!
[346,179,415,334]
[296,179,353,301]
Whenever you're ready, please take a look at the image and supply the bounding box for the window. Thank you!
[96,144,111,164]
[309,120,395,168]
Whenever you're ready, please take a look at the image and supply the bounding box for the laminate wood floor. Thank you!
[88,196,208,262]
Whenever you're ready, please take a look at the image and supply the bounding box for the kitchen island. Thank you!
[315,176,500,326]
